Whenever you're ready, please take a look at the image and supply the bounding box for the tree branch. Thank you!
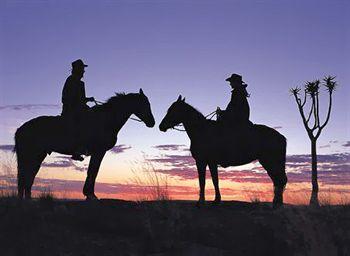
[306,99,314,123]
[315,92,320,127]
[310,96,320,136]
[311,96,318,129]
[316,91,333,139]
[301,89,307,107]
[293,93,312,136]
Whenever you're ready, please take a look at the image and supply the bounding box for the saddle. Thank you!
[213,116,255,167]
[58,114,91,156]
[216,110,253,133]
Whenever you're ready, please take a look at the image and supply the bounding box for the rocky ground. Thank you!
[0,198,349,256]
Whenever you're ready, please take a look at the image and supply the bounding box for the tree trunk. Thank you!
[310,139,319,206]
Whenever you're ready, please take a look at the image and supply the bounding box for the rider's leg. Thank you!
[70,113,85,161]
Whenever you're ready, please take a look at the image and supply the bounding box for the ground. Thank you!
[0,198,349,256]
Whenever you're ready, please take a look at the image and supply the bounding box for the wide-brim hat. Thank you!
[72,59,88,69]
[225,73,242,82]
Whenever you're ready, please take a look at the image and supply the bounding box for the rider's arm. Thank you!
[80,82,94,103]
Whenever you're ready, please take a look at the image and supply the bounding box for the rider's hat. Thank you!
[72,59,88,70]
[225,73,242,83]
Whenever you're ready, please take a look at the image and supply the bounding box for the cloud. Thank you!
[147,152,350,186]
[319,144,330,149]
[342,141,350,147]
[153,144,187,151]
[110,145,132,154]
[330,140,338,144]
[148,154,195,168]
[273,126,283,130]
[42,156,86,172]
[0,104,59,111]
[0,175,199,198]
[286,153,349,164]
[155,167,197,180]
[0,144,14,152]
[1,144,129,171]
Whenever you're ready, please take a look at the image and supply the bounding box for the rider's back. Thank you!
[61,75,88,117]
[225,87,250,124]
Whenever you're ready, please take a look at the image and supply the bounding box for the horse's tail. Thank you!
[15,127,25,199]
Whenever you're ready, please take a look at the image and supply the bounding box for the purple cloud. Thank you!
[42,156,86,172]
[0,104,59,111]
[286,153,349,164]
[110,144,132,154]
[342,141,350,147]
[0,144,14,152]
[148,154,195,168]
[153,144,187,151]
[147,152,350,186]
[156,167,197,180]
[0,175,199,198]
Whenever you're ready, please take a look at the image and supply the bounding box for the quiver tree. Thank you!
[291,76,337,206]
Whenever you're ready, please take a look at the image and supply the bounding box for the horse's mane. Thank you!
[92,92,133,111]
[182,101,206,121]
[105,92,127,106]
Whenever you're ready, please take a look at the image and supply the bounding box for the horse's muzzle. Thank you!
[146,119,155,128]
[159,124,167,132]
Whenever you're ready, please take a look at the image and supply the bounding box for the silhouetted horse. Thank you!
[159,96,287,208]
[15,89,155,200]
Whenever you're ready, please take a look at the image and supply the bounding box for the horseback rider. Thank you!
[217,73,251,128]
[61,59,95,161]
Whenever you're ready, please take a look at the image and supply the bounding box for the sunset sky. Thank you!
[0,0,349,203]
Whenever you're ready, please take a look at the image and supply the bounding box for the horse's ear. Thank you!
[177,95,182,102]
[139,88,144,95]
[182,97,186,102]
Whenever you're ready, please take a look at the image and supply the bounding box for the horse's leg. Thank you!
[24,152,46,199]
[209,163,221,203]
[83,151,106,200]
[259,158,287,209]
[16,150,26,199]
[196,160,207,205]
[257,130,287,208]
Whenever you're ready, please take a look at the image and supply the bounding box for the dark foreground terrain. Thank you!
[0,198,349,256]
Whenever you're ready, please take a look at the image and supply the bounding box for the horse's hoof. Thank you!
[211,200,221,207]
[196,200,205,208]
[86,194,99,201]
[272,202,283,209]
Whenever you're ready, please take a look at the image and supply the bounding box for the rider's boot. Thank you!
[71,154,84,161]
[71,146,86,161]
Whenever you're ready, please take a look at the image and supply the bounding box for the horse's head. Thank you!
[159,95,186,132]
[133,89,155,128]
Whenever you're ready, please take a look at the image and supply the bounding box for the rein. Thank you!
[130,117,142,122]
[205,109,218,120]
[172,126,186,132]
[93,100,104,105]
